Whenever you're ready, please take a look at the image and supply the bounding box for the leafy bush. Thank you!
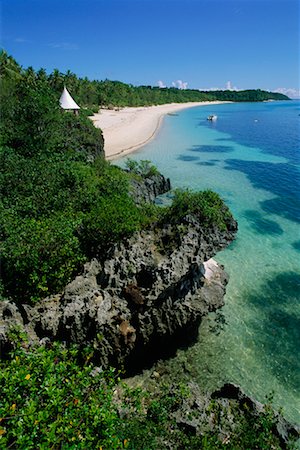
[163,189,233,230]
[0,344,123,449]
[79,194,143,256]
[0,151,97,218]
[79,106,99,117]
[0,213,85,301]
[0,344,289,450]
[0,78,62,157]
[125,159,159,178]
[0,151,148,301]
[56,111,104,161]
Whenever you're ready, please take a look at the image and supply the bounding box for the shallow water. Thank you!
[117,100,300,425]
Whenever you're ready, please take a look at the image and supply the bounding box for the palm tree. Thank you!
[64,69,79,95]
[0,50,22,80]
[49,68,64,93]
[23,66,36,84]
[37,68,48,82]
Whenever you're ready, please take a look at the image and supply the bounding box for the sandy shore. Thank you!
[90,101,225,160]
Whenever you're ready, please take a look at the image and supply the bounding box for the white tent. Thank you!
[59,86,80,110]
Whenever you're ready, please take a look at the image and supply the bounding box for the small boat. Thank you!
[207,115,217,121]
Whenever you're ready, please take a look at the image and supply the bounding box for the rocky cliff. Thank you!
[0,172,237,374]
[129,172,171,204]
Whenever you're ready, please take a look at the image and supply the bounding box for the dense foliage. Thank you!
[0,50,289,115]
[0,53,144,302]
[163,189,234,231]
[0,342,289,449]
[0,152,145,301]
[125,158,159,177]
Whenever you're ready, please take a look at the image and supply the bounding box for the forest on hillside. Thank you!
[0,50,136,302]
[0,50,289,113]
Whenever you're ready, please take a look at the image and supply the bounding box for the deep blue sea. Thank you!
[117,100,300,425]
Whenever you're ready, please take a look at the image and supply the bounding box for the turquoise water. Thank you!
[117,101,300,425]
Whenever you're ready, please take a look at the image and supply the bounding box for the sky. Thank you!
[1,0,299,97]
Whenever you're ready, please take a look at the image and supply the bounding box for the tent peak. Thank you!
[59,86,80,110]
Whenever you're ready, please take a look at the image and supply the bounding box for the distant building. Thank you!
[59,86,80,115]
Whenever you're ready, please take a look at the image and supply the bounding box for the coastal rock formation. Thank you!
[129,172,171,204]
[0,217,237,373]
[0,171,237,372]
[169,382,300,448]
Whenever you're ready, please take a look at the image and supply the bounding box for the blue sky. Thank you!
[1,0,299,97]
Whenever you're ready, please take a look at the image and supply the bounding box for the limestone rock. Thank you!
[171,382,300,448]
[129,172,171,204]
[0,171,238,373]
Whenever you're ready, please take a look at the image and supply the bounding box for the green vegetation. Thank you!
[0,53,144,302]
[0,50,289,117]
[162,189,234,231]
[0,52,236,304]
[0,151,145,301]
[0,51,296,450]
[0,342,291,449]
[125,159,159,177]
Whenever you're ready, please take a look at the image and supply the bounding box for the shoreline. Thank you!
[90,101,227,160]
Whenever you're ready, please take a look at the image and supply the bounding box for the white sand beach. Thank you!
[90,101,226,159]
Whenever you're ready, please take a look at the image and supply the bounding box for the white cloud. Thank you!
[14,37,31,43]
[199,81,240,91]
[157,80,166,88]
[172,79,188,90]
[226,80,238,90]
[273,87,300,99]
[48,42,79,50]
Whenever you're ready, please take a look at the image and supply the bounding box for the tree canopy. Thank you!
[0,50,289,115]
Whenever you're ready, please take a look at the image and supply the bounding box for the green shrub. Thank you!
[80,194,143,256]
[0,214,85,301]
[0,151,98,218]
[0,344,123,449]
[0,145,146,302]
[79,106,99,117]
[56,111,104,160]
[0,344,291,450]
[95,161,131,197]
[163,188,233,230]
[125,159,159,178]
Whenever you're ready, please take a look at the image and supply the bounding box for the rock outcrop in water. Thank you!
[0,172,237,373]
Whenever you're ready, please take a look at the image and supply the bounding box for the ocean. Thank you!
[117,100,300,425]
